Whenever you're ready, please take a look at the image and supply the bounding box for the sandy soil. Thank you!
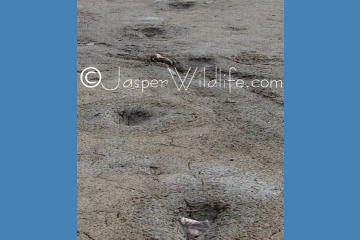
[77,0,284,239]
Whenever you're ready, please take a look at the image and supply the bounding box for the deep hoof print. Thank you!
[125,165,282,238]
[141,27,166,38]
[117,109,153,126]
[80,102,196,132]
[169,0,197,10]
[181,200,227,222]
[122,24,178,39]
[82,104,163,128]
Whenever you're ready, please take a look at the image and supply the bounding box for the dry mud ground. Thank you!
[77,0,284,239]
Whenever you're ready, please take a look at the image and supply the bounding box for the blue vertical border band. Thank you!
[286,1,360,239]
[0,1,76,239]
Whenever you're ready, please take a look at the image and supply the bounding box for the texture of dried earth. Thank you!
[77,0,284,239]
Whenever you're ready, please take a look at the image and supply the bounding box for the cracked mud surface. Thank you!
[77,0,283,239]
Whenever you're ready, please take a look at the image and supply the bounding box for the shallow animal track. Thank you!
[169,0,197,10]
[122,24,178,39]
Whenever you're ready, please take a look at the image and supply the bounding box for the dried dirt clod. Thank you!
[180,217,211,237]
[150,53,177,66]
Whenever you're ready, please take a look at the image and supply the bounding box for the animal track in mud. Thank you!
[169,0,197,10]
[141,27,165,38]
[124,166,280,238]
[81,102,187,130]
[84,106,160,127]
[117,109,153,126]
[122,25,178,39]
[181,200,228,222]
